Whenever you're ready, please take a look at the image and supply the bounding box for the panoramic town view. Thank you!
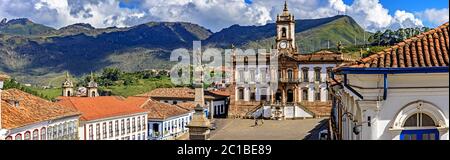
[0,0,448,141]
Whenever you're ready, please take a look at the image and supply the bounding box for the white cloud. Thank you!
[0,0,442,32]
[415,8,449,27]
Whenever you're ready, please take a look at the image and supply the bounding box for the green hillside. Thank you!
[243,16,371,53]
[0,18,56,36]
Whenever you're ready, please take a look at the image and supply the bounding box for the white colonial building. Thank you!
[329,22,449,140]
[138,98,193,140]
[230,1,354,119]
[1,87,81,140]
[57,96,149,140]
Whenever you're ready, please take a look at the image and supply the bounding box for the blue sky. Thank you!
[0,0,448,32]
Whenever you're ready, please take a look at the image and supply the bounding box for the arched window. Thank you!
[47,126,53,140]
[287,69,293,81]
[5,136,13,140]
[302,68,309,82]
[33,129,39,140]
[244,56,248,66]
[403,113,436,127]
[238,88,244,100]
[15,134,22,140]
[282,28,287,38]
[41,127,47,140]
[24,131,31,140]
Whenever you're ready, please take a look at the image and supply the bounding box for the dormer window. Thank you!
[8,100,20,107]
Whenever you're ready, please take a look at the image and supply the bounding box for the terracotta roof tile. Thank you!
[336,22,449,69]
[56,96,148,121]
[208,89,231,97]
[1,89,80,129]
[297,50,355,62]
[136,87,221,100]
[176,102,197,111]
[140,99,191,120]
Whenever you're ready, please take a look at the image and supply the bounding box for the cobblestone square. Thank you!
[210,118,328,140]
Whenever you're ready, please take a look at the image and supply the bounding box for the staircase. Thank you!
[295,103,316,118]
[244,102,264,119]
[300,102,332,118]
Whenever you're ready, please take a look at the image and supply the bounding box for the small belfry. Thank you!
[62,72,74,97]
[86,72,99,97]
[276,0,297,54]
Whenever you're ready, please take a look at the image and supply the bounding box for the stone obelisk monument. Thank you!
[187,46,211,140]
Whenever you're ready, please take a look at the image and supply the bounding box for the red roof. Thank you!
[336,22,449,69]
[2,89,80,129]
[57,96,148,121]
[140,99,191,120]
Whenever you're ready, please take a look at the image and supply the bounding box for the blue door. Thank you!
[400,129,439,140]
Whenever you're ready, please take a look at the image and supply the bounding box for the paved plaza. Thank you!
[210,118,328,140]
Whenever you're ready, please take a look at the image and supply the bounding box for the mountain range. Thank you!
[0,15,367,85]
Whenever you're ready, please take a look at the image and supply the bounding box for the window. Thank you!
[103,123,107,139]
[63,122,68,137]
[47,126,53,140]
[127,118,131,134]
[239,70,245,83]
[302,68,309,82]
[5,136,12,140]
[137,117,141,131]
[58,124,63,138]
[53,125,58,139]
[115,120,119,136]
[96,123,100,140]
[238,88,244,100]
[250,70,255,82]
[244,56,248,66]
[302,89,308,101]
[142,133,145,140]
[278,70,281,80]
[68,122,73,135]
[15,134,22,140]
[109,121,113,138]
[142,116,146,130]
[287,69,293,81]
[89,125,93,140]
[33,129,39,140]
[24,131,31,140]
[326,67,333,79]
[282,28,287,37]
[132,118,136,132]
[403,113,437,127]
[121,119,125,135]
[41,127,46,140]
[314,67,321,82]
[315,89,321,101]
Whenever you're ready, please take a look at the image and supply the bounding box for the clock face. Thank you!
[280,41,287,49]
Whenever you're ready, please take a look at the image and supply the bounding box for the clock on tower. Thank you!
[275,1,297,54]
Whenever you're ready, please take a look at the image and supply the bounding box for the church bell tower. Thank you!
[62,72,74,97]
[276,1,297,54]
